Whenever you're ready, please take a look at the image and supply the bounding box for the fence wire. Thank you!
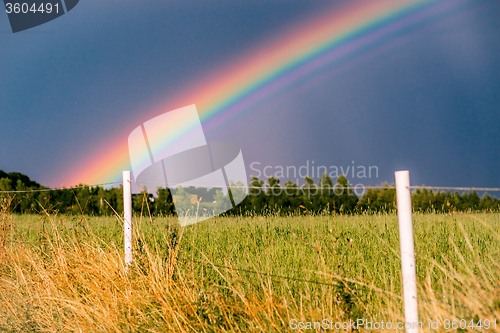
[177,256,339,287]
[2,238,338,287]
[409,185,500,192]
[2,179,500,194]
[132,181,500,192]
[3,239,466,308]
[0,181,123,193]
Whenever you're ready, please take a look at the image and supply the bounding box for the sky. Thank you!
[1,0,499,190]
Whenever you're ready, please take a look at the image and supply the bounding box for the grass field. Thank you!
[1,202,500,331]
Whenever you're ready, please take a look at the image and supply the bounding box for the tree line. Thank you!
[0,170,499,216]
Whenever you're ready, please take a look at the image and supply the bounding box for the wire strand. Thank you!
[0,181,123,194]
[133,181,389,190]
[1,242,461,305]
[177,256,339,287]
[133,181,500,192]
[2,180,500,193]
[409,186,500,192]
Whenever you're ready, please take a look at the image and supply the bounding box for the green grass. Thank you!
[2,211,500,331]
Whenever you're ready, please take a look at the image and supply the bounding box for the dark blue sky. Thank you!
[1,0,499,189]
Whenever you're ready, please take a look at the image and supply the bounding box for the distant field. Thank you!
[1,211,500,332]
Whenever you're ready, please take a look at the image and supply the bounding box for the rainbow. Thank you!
[58,0,459,187]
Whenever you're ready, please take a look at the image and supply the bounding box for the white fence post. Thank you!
[123,171,133,268]
[395,170,419,332]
